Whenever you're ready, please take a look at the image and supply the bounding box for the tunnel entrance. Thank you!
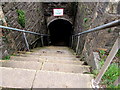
[48,19,73,46]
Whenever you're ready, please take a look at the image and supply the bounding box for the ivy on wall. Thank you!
[17,10,25,28]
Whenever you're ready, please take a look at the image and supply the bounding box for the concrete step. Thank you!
[18,51,76,57]
[31,46,74,54]
[0,60,42,70]
[10,56,79,63]
[10,56,43,62]
[45,59,84,65]
[14,50,76,58]
[0,67,36,88]
[42,62,90,73]
[0,67,93,88]
[33,70,93,88]
[30,48,73,53]
[33,46,71,50]
[0,60,84,70]
[39,56,79,61]
[19,54,76,58]
[18,50,73,55]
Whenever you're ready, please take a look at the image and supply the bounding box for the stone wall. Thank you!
[73,2,97,54]
[1,2,46,58]
[73,2,120,70]
[43,2,78,25]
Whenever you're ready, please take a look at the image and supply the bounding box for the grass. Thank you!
[2,53,17,60]
[17,10,25,28]
[101,63,119,87]
[2,55,11,60]
[108,84,120,88]
[92,49,120,88]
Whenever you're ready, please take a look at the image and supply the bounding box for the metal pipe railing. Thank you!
[0,25,49,36]
[72,19,120,88]
[41,36,44,47]
[73,19,120,36]
[23,32,30,51]
[92,36,120,88]
[0,25,49,50]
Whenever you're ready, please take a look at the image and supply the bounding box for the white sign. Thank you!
[53,9,64,16]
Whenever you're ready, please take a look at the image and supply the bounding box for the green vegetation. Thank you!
[83,18,88,23]
[116,49,120,57]
[92,50,120,88]
[17,10,25,28]
[2,53,17,60]
[83,18,90,29]
[108,84,120,88]
[99,50,106,56]
[108,29,112,33]
[101,63,119,86]
[2,55,11,60]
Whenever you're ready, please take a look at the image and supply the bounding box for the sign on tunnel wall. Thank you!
[53,8,64,16]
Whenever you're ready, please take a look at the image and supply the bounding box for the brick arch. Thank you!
[47,15,73,27]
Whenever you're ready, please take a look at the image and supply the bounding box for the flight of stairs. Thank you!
[0,46,93,89]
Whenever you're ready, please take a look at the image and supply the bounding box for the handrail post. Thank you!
[41,36,44,47]
[23,32,30,51]
[47,36,50,46]
[71,35,73,48]
[73,36,77,50]
[76,36,80,54]
[92,36,120,88]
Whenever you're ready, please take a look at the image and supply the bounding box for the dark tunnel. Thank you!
[48,19,73,46]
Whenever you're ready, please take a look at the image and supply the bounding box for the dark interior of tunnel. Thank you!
[48,19,73,46]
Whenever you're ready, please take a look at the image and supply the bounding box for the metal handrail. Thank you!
[0,25,49,36]
[92,36,120,88]
[73,19,120,36]
[0,25,49,50]
[72,19,120,53]
[71,20,120,88]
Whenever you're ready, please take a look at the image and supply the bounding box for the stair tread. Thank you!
[0,67,36,88]
[10,56,79,61]
[0,59,86,70]
[33,70,93,88]
[18,53,76,57]
[10,56,41,61]
[39,56,79,60]
[45,59,84,65]
[42,62,90,73]
[0,67,93,88]
[0,60,42,70]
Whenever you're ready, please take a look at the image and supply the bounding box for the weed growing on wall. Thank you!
[83,18,88,23]
[17,10,25,28]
